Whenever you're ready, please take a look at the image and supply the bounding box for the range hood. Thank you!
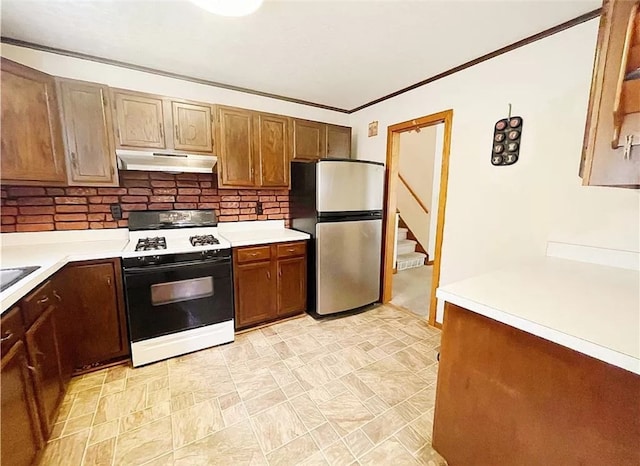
[116,150,217,174]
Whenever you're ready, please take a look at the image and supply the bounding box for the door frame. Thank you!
[380,109,453,327]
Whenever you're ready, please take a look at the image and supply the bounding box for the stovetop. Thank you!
[122,210,231,258]
[123,227,230,258]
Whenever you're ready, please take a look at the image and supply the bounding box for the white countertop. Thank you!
[218,220,310,247]
[1,222,310,313]
[1,229,130,314]
[437,256,640,375]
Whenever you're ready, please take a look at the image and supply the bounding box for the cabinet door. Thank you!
[64,260,129,370]
[24,306,64,438]
[277,256,307,316]
[255,113,290,187]
[234,260,276,328]
[292,119,326,161]
[58,79,118,186]
[171,101,214,153]
[218,106,256,187]
[326,124,352,159]
[1,341,43,466]
[0,58,66,184]
[113,91,166,149]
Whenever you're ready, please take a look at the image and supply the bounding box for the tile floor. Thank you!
[40,305,447,466]
[391,266,433,318]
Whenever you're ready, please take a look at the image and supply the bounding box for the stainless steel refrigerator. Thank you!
[291,159,385,316]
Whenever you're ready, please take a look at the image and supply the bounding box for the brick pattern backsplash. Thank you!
[0,171,290,232]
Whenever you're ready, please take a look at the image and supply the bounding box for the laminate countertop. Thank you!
[218,220,310,247]
[0,221,310,314]
[437,256,640,375]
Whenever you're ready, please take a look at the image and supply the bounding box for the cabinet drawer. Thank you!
[22,281,56,327]
[1,306,24,355]
[277,242,306,258]
[236,246,271,263]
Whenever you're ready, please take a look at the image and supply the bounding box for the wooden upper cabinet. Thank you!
[57,79,118,186]
[217,106,256,187]
[1,341,43,466]
[254,113,290,187]
[292,119,327,160]
[326,124,352,159]
[0,59,67,185]
[113,90,166,149]
[171,101,214,153]
[581,0,640,187]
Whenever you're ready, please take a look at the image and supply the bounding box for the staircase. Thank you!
[396,227,427,271]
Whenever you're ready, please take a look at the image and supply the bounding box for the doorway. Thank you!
[381,110,453,327]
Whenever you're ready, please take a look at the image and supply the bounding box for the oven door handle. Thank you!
[124,258,229,275]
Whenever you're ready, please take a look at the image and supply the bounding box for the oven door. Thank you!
[123,258,233,343]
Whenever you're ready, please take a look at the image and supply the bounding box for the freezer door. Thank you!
[316,219,382,315]
[317,161,384,213]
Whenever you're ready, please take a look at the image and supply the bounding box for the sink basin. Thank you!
[0,266,40,292]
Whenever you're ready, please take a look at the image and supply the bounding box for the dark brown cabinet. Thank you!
[255,112,290,187]
[61,258,129,370]
[25,306,64,438]
[217,106,290,189]
[277,256,307,316]
[113,90,166,149]
[217,106,256,187]
[234,259,276,328]
[326,124,352,158]
[234,241,307,329]
[1,340,43,466]
[171,101,214,153]
[57,78,118,186]
[0,58,67,185]
[292,119,327,161]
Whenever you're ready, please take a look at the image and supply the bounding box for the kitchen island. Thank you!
[433,252,640,466]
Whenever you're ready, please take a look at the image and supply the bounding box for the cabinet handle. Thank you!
[71,152,79,169]
[175,124,180,142]
[0,332,13,342]
[159,123,164,139]
[111,166,115,176]
[107,276,112,286]
[53,290,62,302]
[288,248,295,252]
[250,252,259,257]
[37,296,49,305]
[278,268,282,277]
[267,270,271,280]
[26,365,37,374]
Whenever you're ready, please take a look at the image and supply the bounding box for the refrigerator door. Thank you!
[317,161,384,213]
[316,218,382,315]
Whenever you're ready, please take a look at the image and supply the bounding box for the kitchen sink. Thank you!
[0,266,40,292]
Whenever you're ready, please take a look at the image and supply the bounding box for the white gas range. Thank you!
[121,210,234,367]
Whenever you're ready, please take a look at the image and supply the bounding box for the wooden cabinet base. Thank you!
[433,303,640,466]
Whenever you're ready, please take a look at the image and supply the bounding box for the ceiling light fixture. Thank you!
[189,0,264,17]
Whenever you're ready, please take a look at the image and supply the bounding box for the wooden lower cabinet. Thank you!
[235,260,276,328]
[60,258,129,370]
[1,341,43,466]
[234,241,307,329]
[24,306,64,438]
[433,303,640,466]
[276,256,306,316]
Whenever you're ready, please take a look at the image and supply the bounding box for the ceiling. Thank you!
[1,0,601,111]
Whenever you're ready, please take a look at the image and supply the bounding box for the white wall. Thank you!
[1,44,349,125]
[397,126,437,253]
[350,18,640,299]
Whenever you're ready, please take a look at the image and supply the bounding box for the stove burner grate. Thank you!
[190,234,220,247]
[135,237,167,251]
